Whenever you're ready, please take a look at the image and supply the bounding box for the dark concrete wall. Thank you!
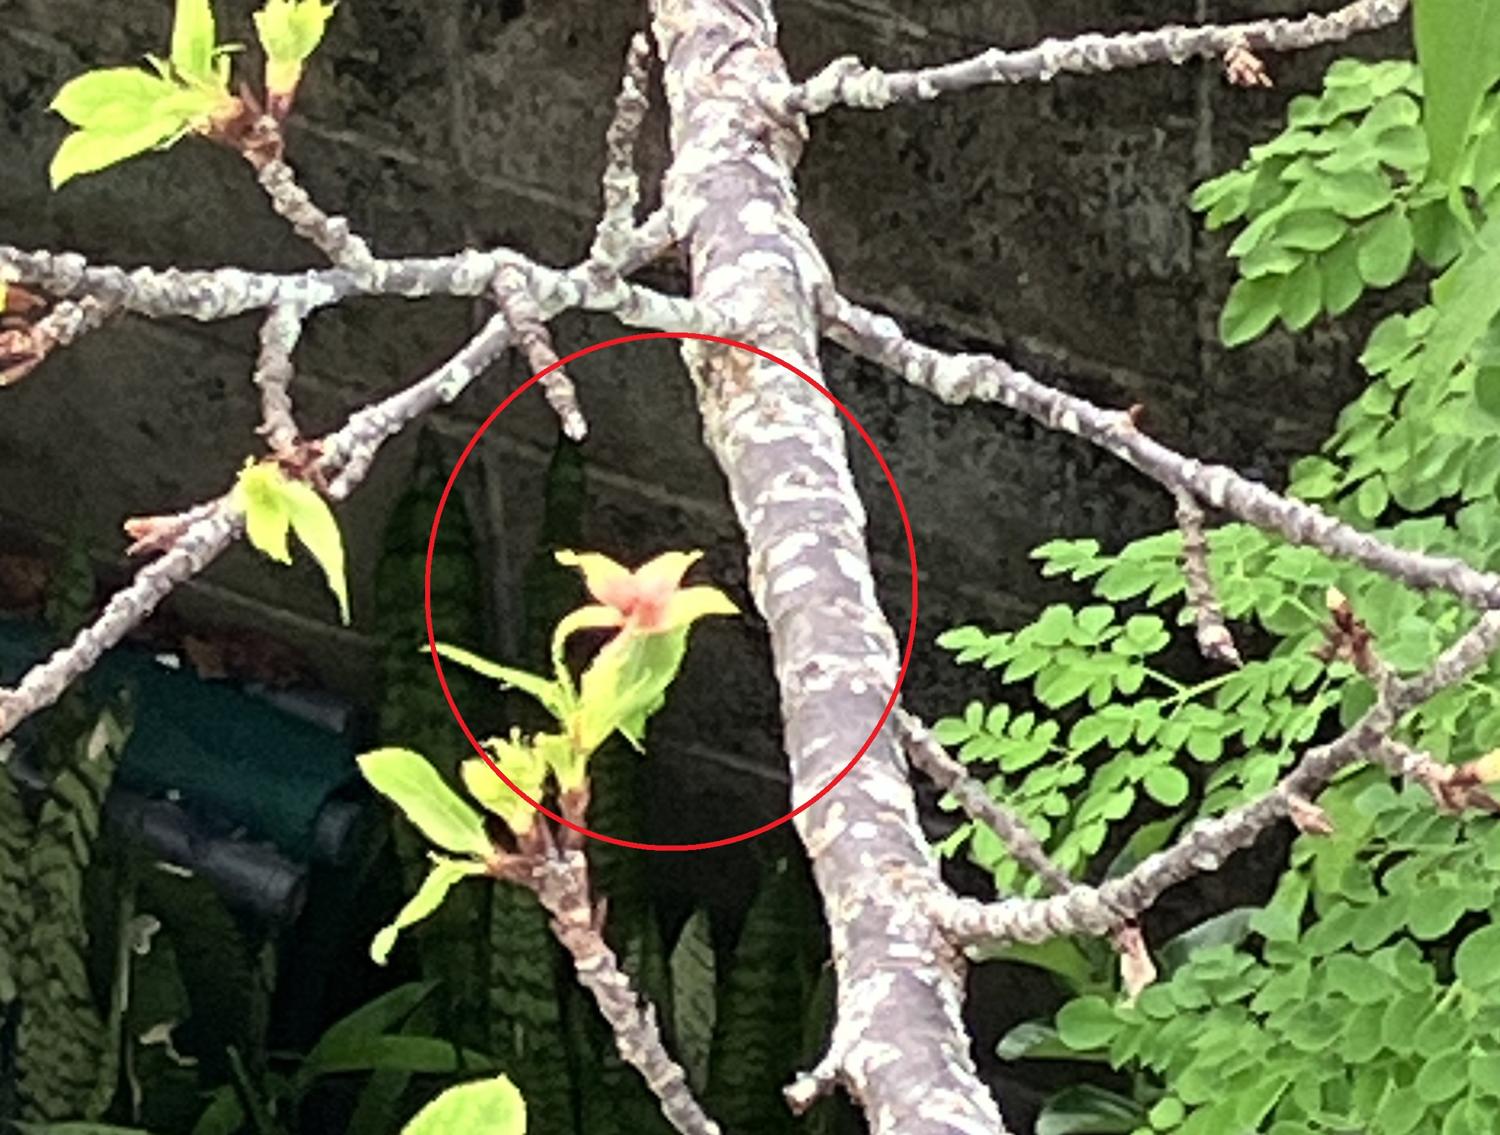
[0,0,1399,910]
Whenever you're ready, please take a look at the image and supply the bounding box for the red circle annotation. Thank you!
[424,331,919,852]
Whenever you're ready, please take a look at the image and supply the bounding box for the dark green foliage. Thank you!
[7,704,130,1122]
[667,909,716,1096]
[707,859,820,1135]
[374,429,488,785]
[518,438,587,673]
[952,49,1500,1135]
[478,431,583,1133]
[373,430,490,1043]
[134,869,273,1105]
[486,885,573,1135]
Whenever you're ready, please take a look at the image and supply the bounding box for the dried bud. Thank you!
[1225,44,1273,88]
[1115,923,1157,1004]
[1287,793,1335,836]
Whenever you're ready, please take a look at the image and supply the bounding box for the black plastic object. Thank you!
[0,616,362,877]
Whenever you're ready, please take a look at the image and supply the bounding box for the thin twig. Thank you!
[897,709,1074,894]
[783,0,1408,114]
[0,499,242,738]
[0,296,122,386]
[253,137,382,282]
[254,303,308,455]
[592,32,655,271]
[0,243,711,334]
[0,226,709,739]
[525,851,721,1135]
[931,611,1500,948]
[1175,490,1241,667]
[897,709,1157,995]
[492,263,588,441]
[823,295,1500,613]
[0,309,516,739]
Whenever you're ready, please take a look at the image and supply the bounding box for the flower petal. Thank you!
[660,585,739,631]
[633,550,703,597]
[556,550,635,610]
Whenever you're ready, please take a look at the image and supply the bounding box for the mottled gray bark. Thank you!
[651,3,1007,1131]
[785,0,1409,114]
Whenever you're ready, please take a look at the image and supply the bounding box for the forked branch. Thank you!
[785,0,1408,114]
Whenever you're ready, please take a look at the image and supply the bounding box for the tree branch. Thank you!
[492,262,588,441]
[897,709,1075,895]
[0,294,122,387]
[254,303,310,455]
[930,609,1500,949]
[823,295,1500,611]
[652,4,1008,1130]
[522,850,721,1135]
[592,31,656,272]
[0,244,709,332]
[251,127,382,283]
[784,0,1408,115]
[1175,489,1242,667]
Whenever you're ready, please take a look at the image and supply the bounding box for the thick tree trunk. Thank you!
[650,2,1007,1131]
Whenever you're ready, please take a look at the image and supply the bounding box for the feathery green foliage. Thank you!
[944,49,1500,1135]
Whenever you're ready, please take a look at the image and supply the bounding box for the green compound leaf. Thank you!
[1356,209,1416,286]
[1455,924,1500,989]
[370,854,488,966]
[1054,995,1122,1051]
[401,1075,526,1135]
[358,747,493,860]
[1220,276,1282,347]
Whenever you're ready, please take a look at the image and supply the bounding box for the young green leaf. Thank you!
[574,627,690,756]
[171,0,220,87]
[370,854,488,966]
[1053,996,1122,1050]
[357,747,494,859]
[400,1075,526,1135]
[50,121,187,190]
[235,461,293,564]
[51,68,180,131]
[254,0,337,102]
[281,478,350,624]
[461,730,550,835]
[431,643,564,717]
[231,461,351,624]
